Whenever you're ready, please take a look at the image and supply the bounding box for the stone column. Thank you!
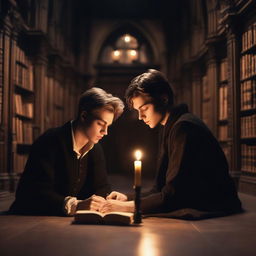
[226,22,241,180]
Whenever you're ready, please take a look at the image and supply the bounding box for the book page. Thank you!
[76,210,104,217]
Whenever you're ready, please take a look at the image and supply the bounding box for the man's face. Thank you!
[82,107,114,144]
[132,94,163,128]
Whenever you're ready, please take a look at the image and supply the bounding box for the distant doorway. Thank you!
[95,28,159,181]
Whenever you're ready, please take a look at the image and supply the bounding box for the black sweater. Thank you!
[139,104,242,215]
[9,122,111,215]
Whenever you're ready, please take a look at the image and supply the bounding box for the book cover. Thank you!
[74,210,133,225]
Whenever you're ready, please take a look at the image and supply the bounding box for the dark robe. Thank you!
[9,122,111,216]
[139,104,242,218]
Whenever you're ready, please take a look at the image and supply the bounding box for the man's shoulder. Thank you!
[176,113,201,124]
[171,113,213,140]
[33,122,71,146]
[175,113,206,129]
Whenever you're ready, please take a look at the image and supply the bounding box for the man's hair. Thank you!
[125,69,174,113]
[77,87,124,120]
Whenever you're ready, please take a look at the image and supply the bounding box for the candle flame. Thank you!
[135,150,142,160]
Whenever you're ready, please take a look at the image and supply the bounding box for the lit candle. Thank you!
[134,150,142,187]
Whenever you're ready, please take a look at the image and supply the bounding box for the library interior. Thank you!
[1,0,256,255]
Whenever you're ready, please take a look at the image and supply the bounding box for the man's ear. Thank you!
[80,111,87,122]
[161,95,168,106]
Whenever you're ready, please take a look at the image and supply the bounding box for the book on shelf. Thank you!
[242,22,256,52]
[14,94,34,118]
[240,54,256,80]
[240,80,256,110]
[218,86,228,120]
[12,117,33,144]
[14,45,34,91]
[241,144,256,174]
[74,210,133,225]
[241,114,256,138]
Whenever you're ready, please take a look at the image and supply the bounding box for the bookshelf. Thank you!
[12,45,34,174]
[217,58,232,166]
[240,21,256,176]
[0,0,89,196]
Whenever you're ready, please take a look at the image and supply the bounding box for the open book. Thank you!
[74,210,134,225]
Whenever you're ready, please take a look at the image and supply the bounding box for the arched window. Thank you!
[100,33,150,64]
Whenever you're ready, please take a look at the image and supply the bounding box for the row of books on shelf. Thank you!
[240,54,256,80]
[242,22,256,52]
[14,46,34,91]
[241,144,256,174]
[218,125,229,141]
[240,114,256,138]
[218,85,228,120]
[14,94,33,118]
[14,62,34,91]
[219,58,228,82]
[241,80,256,110]
[15,46,31,67]
[12,118,33,144]
[13,152,28,174]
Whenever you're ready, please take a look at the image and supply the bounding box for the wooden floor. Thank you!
[0,176,256,256]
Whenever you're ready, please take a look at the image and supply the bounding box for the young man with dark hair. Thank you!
[94,69,242,219]
[9,87,124,216]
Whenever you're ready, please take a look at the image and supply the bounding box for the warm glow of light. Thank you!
[130,50,137,56]
[112,50,121,61]
[138,233,160,256]
[113,50,120,57]
[134,150,142,161]
[124,34,131,43]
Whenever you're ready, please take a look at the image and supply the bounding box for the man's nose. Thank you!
[138,111,143,120]
[102,126,108,135]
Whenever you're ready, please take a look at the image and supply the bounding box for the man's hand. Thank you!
[98,200,134,214]
[76,195,106,211]
[106,191,128,201]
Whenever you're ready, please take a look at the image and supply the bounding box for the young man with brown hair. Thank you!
[93,69,242,219]
[10,87,124,216]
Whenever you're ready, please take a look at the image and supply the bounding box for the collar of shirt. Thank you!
[71,121,94,159]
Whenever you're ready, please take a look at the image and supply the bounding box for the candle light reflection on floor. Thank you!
[137,231,160,256]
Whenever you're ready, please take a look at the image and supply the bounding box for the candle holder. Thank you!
[133,185,142,224]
